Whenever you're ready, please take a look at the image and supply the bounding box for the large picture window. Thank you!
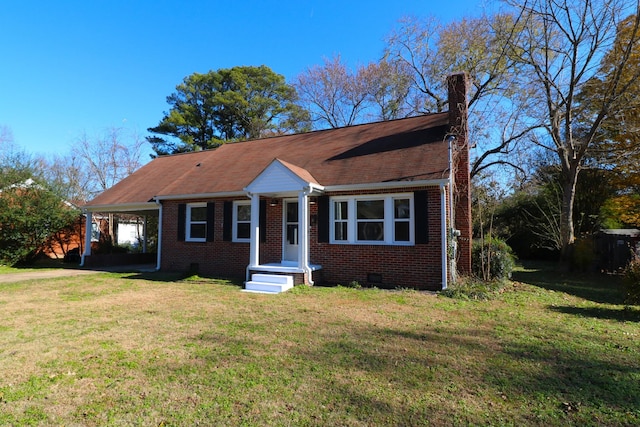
[329,194,414,245]
[233,201,251,242]
[186,203,207,242]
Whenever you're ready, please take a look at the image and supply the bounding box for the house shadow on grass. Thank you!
[548,305,640,322]
[296,323,640,424]
[511,260,625,305]
[120,270,244,287]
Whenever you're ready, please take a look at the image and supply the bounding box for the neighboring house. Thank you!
[595,229,640,272]
[115,217,145,247]
[82,73,472,291]
[0,178,85,260]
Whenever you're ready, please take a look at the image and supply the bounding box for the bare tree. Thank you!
[72,127,145,197]
[43,153,94,204]
[62,127,146,245]
[294,56,371,128]
[0,125,13,146]
[358,60,414,121]
[384,14,541,180]
[504,0,640,258]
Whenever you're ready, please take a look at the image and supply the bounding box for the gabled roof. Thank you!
[85,113,451,208]
[245,159,322,196]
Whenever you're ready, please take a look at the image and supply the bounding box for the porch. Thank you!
[243,159,326,292]
[244,262,323,293]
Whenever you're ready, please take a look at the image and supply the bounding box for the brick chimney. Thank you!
[447,73,472,275]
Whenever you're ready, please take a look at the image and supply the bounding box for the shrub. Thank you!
[571,237,595,272]
[440,276,507,301]
[623,255,640,305]
[471,237,516,281]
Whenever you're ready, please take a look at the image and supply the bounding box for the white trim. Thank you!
[248,195,260,268]
[84,202,158,213]
[329,193,415,245]
[246,160,316,194]
[155,200,163,271]
[80,211,93,266]
[324,179,448,193]
[282,198,299,262]
[185,202,207,242]
[299,188,313,285]
[233,200,252,243]
[154,191,246,201]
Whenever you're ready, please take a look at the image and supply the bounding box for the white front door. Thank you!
[283,200,298,262]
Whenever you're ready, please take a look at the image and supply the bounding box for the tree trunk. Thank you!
[560,163,579,261]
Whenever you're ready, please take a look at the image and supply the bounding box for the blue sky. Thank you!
[0,0,488,159]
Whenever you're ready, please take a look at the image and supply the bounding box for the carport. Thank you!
[80,203,160,270]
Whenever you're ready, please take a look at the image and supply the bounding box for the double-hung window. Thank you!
[330,194,414,245]
[186,203,207,242]
[233,201,251,242]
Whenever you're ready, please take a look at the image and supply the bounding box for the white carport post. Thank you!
[80,211,93,266]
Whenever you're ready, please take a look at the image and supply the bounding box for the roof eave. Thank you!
[323,179,450,192]
[83,202,159,213]
[154,191,248,202]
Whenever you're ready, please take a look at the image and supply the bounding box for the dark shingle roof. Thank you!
[86,113,450,207]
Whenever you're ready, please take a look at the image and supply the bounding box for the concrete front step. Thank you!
[251,274,293,286]
[243,273,294,294]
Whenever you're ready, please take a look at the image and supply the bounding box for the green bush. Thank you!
[440,276,507,301]
[471,238,516,281]
[571,237,595,272]
[623,255,640,305]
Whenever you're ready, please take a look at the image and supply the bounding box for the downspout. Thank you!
[300,186,314,285]
[155,199,163,271]
[447,135,455,237]
[447,134,458,284]
[440,183,448,290]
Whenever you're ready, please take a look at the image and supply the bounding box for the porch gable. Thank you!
[245,158,323,196]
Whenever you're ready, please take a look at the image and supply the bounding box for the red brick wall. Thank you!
[310,187,444,290]
[448,73,472,275]
[160,187,445,290]
[161,197,287,279]
[161,198,250,278]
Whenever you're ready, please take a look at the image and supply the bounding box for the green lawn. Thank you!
[0,258,71,274]
[0,264,638,426]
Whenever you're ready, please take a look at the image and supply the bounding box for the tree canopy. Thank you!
[0,150,80,265]
[148,66,311,156]
[501,0,640,258]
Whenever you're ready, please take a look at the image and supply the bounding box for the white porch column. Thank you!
[249,193,260,267]
[155,201,163,271]
[80,211,93,266]
[297,190,309,271]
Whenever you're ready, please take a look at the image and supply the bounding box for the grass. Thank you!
[0,263,638,426]
[0,258,72,274]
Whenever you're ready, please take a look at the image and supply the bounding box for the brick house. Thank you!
[82,73,471,292]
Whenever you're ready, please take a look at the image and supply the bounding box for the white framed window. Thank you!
[233,201,251,242]
[329,194,414,245]
[186,203,207,242]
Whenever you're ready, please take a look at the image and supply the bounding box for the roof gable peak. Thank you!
[245,158,322,196]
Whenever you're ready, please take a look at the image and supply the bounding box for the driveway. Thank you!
[0,265,157,284]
